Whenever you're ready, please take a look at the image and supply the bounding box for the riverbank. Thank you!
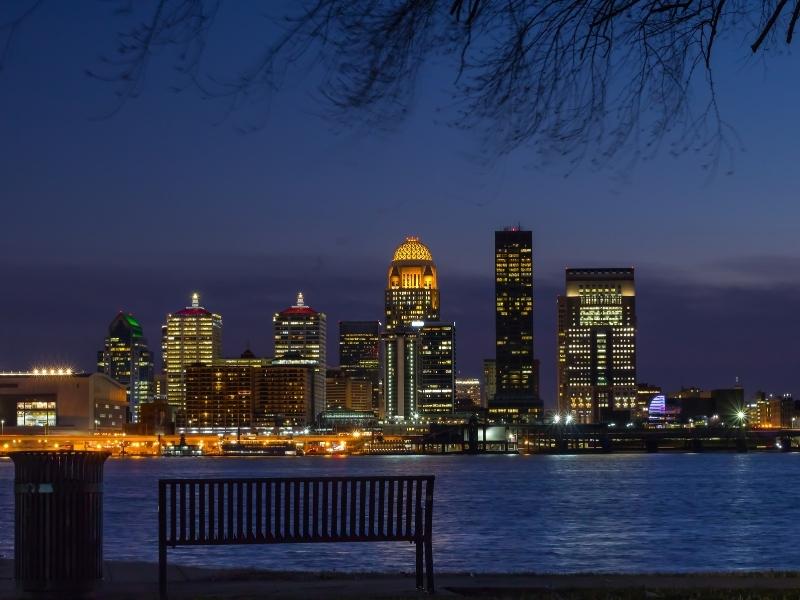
[3,561,800,599]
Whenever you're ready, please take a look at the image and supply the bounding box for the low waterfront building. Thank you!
[669,386,745,424]
[0,370,127,433]
[746,392,796,428]
[316,409,378,432]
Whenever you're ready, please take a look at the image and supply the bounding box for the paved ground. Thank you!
[3,560,800,598]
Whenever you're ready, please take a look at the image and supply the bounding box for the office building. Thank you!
[0,370,127,433]
[417,322,456,415]
[326,368,372,412]
[97,311,154,423]
[557,269,636,423]
[382,327,419,419]
[339,320,381,410]
[482,359,496,408]
[385,237,440,331]
[183,352,267,432]
[273,292,327,419]
[491,227,541,419]
[162,293,222,417]
[255,362,315,428]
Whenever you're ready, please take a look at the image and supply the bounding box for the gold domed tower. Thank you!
[385,236,440,331]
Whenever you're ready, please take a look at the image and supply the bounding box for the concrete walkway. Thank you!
[2,560,800,598]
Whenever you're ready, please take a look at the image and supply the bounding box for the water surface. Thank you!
[0,454,796,573]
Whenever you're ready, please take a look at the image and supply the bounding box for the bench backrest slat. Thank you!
[158,476,434,546]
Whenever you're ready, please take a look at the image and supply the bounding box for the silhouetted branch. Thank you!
[7,1,800,167]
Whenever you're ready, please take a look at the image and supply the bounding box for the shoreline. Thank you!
[3,561,800,599]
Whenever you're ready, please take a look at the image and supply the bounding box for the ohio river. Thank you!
[0,453,798,573]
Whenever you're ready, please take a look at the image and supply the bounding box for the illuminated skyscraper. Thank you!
[557,268,637,423]
[273,292,327,419]
[491,227,541,420]
[383,237,450,419]
[339,320,381,410]
[97,311,154,422]
[384,237,439,331]
[417,322,456,414]
[161,293,222,417]
[383,326,419,419]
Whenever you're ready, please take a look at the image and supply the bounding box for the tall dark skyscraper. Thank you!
[417,321,456,414]
[491,227,541,420]
[97,312,154,422]
[339,320,381,410]
[557,268,637,423]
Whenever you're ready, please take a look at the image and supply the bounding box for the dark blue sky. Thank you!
[1,2,799,405]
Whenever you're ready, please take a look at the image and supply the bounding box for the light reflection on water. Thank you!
[0,453,797,573]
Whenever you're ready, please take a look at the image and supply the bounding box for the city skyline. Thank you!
[2,4,800,408]
[2,228,795,409]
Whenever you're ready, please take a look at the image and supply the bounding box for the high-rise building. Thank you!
[184,361,255,433]
[557,268,637,423]
[482,359,496,408]
[162,293,222,418]
[97,311,154,423]
[491,227,541,420]
[383,237,450,420]
[383,327,419,419]
[273,292,327,419]
[385,237,439,331]
[255,362,315,428]
[326,368,373,412]
[339,320,381,410]
[417,322,456,415]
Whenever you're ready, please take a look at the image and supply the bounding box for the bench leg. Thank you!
[425,537,434,593]
[415,539,424,590]
[159,541,167,599]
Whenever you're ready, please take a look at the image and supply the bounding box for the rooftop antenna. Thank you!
[296,291,305,307]
[191,292,200,308]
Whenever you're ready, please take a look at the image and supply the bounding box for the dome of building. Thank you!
[387,236,437,290]
[392,237,433,262]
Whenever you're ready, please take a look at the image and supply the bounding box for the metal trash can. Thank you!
[12,451,110,596]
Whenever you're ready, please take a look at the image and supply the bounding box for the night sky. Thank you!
[1,3,799,406]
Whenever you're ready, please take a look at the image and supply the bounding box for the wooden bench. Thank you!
[158,476,435,596]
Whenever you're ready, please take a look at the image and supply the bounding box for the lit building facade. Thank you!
[455,377,481,411]
[491,227,541,420]
[482,359,496,408]
[255,362,314,428]
[97,311,154,423]
[339,320,381,410]
[417,322,456,415]
[0,371,127,433]
[557,268,637,423]
[326,368,373,412]
[385,237,439,331]
[162,293,222,418]
[382,327,419,419]
[273,293,327,419]
[183,352,267,433]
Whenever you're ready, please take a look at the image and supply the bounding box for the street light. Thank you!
[565,414,574,425]
[1,419,4,435]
